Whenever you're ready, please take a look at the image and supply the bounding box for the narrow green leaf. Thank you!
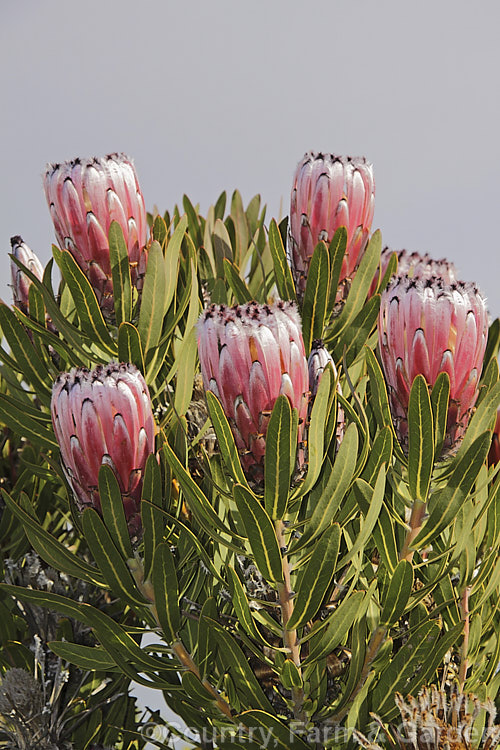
[213,218,233,277]
[1,490,104,585]
[326,227,348,316]
[82,509,146,608]
[338,467,386,568]
[58,250,115,353]
[0,394,57,450]
[227,567,271,646]
[206,391,248,487]
[457,380,500,458]
[408,374,434,501]
[152,542,181,641]
[430,371,450,457]
[380,560,414,627]
[331,294,380,368]
[137,240,166,353]
[117,322,145,374]
[330,230,382,336]
[198,597,218,679]
[233,484,283,583]
[365,346,407,464]
[109,220,132,325]
[141,454,165,580]
[174,325,198,416]
[362,427,393,487]
[164,215,188,313]
[223,258,253,303]
[0,303,52,401]
[152,214,168,246]
[207,619,274,713]
[301,242,330,353]
[98,465,133,560]
[414,431,492,547]
[268,219,296,302]
[287,524,341,630]
[264,395,292,520]
[48,642,119,671]
[302,591,364,666]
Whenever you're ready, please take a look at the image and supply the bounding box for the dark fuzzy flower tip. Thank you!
[10,235,24,247]
[301,151,370,168]
[53,362,137,390]
[45,152,132,175]
[201,299,296,324]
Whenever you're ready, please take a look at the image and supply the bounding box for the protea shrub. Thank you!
[51,362,155,536]
[10,235,44,314]
[378,276,488,454]
[288,151,375,303]
[197,300,308,484]
[43,153,148,315]
[369,246,458,297]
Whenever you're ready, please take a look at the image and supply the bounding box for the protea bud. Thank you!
[43,153,148,314]
[488,408,500,467]
[288,151,375,302]
[197,301,308,484]
[369,247,458,297]
[308,339,344,446]
[10,235,44,313]
[51,363,155,536]
[378,276,488,454]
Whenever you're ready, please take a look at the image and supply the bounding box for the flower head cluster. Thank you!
[51,362,155,536]
[288,151,375,302]
[378,276,488,453]
[44,153,147,314]
[370,247,458,297]
[197,301,308,483]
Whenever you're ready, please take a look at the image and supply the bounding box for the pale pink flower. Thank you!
[197,301,308,483]
[378,277,488,454]
[44,153,147,313]
[10,236,44,314]
[288,151,375,302]
[369,247,458,297]
[51,363,155,536]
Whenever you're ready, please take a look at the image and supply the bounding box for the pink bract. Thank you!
[10,236,44,314]
[378,276,488,455]
[51,362,156,537]
[44,153,148,314]
[197,300,308,484]
[288,151,375,302]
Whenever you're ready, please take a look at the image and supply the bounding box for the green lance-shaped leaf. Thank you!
[181,671,217,708]
[408,374,435,502]
[326,226,348,316]
[213,218,233,277]
[380,560,414,627]
[286,524,341,630]
[264,394,292,520]
[141,454,165,580]
[47,642,119,672]
[233,484,284,583]
[362,426,393,487]
[98,465,133,560]
[174,325,198,416]
[198,597,218,679]
[152,214,168,246]
[430,371,450,457]
[152,542,181,642]
[291,422,358,553]
[81,508,147,608]
[57,249,116,354]
[365,346,407,464]
[331,294,380,368]
[338,468,386,568]
[205,391,248,488]
[227,566,273,647]
[301,241,330,353]
[238,710,310,750]
[330,229,382,337]
[292,363,332,501]
[413,430,492,548]
[302,591,365,666]
[0,303,52,403]
[223,257,253,303]
[281,659,303,690]
[207,618,274,713]
[1,490,104,586]
[268,218,297,302]
[109,220,132,325]
[137,240,166,353]
[0,393,57,450]
[458,380,500,458]
[164,214,188,311]
[117,322,145,374]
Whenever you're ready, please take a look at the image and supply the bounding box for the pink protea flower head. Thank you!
[369,247,458,297]
[43,153,148,314]
[51,362,155,536]
[288,151,375,302]
[10,236,44,314]
[488,409,500,467]
[197,300,309,484]
[378,276,488,455]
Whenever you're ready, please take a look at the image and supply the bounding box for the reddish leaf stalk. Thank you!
[399,498,427,563]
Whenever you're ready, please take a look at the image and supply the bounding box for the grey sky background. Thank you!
[1,0,499,740]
